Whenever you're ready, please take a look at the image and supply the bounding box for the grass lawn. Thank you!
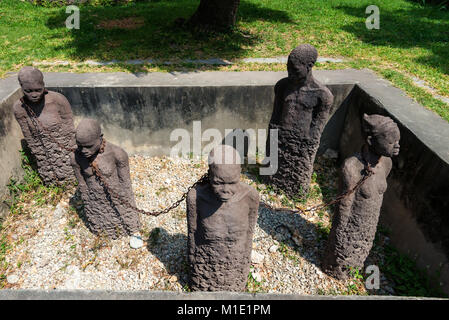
[0,0,448,120]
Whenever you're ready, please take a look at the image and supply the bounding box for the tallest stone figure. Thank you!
[265,44,334,199]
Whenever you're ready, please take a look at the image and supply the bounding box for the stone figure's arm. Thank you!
[384,157,393,177]
[115,147,136,206]
[336,158,358,227]
[268,79,287,126]
[186,189,198,263]
[246,188,260,258]
[70,152,88,194]
[310,89,334,140]
[13,101,35,146]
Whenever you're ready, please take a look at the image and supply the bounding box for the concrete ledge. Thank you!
[0,289,440,300]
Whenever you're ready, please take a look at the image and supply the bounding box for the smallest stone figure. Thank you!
[186,145,259,291]
[70,119,143,248]
[322,114,400,280]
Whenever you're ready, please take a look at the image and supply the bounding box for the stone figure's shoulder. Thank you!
[274,77,289,94]
[383,156,393,173]
[46,90,70,104]
[240,183,259,204]
[70,150,81,167]
[13,99,25,117]
[341,154,364,179]
[342,154,363,169]
[46,90,67,102]
[187,186,198,203]
[313,81,333,104]
[110,143,129,162]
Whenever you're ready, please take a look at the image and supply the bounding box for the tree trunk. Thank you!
[188,0,241,31]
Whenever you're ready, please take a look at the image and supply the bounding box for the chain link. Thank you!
[263,163,374,214]
[21,98,374,217]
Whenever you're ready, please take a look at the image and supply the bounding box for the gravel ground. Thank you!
[0,154,395,295]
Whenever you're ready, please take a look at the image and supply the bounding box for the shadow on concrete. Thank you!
[44,0,294,73]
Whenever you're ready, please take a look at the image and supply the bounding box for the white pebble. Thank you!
[251,251,265,264]
[130,235,144,249]
[7,274,19,284]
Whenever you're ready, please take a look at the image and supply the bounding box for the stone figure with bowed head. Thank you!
[322,114,401,280]
[70,119,143,248]
[186,144,259,291]
[13,66,76,185]
[264,44,334,199]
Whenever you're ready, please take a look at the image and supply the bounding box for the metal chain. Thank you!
[263,162,374,214]
[21,98,77,153]
[21,98,374,218]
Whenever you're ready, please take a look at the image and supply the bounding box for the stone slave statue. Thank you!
[70,119,143,248]
[186,144,259,291]
[13,66,76,185]
[322,114,400,280]
[264,44,334,199]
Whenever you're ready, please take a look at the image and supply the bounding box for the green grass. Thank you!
[0,0,448,121]
[380,244,447,297]
[246,266,265,293]
[0,221,9,288]
[372,227,448,298]
[6,150,65,215]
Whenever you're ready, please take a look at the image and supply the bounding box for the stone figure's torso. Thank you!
[187,183,259,291]
[265,78,333,198]
[197,185,250,245]
[79,149,119,192]
[72,142,140,238]
[347,154,390,211]
[13,91,76,184]
[280,86,321,135]
[322,153,392,278]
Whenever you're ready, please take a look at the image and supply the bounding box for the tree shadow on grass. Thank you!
[44,0,294,72]
[334,4,449,75]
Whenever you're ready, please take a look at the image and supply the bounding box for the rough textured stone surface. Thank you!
[265,45,334,198]
[323,114,400,280]
[186,145,259,291]
[13,67,76,185]
[70,119,141,239]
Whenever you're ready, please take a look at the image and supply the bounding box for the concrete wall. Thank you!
[47,83,353,156]
[0,78,22,219]
[1,70,448,295]
[340,85,449,294]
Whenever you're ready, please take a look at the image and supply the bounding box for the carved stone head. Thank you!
[362,113,400,157]
[75,118,103,159]
[18,67,46,104]
[208,144,242,202]
[287,44,318,84]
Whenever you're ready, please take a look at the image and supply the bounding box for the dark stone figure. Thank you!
[186,145,259,291]
[322,114,400,280]
[265,44,334,199]
[70,119,142,244]
[13,66,76,185]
